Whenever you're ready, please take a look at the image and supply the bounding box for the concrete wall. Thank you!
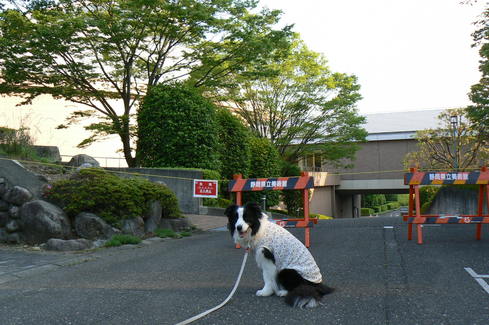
[329,139,418,181]
[427,187,488,215]
[108,168,203,214]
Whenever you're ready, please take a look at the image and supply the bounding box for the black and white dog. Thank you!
[225,202,334,308]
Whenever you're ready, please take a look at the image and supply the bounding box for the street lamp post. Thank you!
[450,114,459,170]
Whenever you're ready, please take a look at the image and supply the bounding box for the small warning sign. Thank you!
[193,180,218,198]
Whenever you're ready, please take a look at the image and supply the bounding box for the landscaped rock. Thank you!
[8,206,19,219]
[5,220,19,233]
[0,228,7,242]
[121,217,145,237]
[169,218,192,232]
[144,201,162,233]
[0,178,8,196]
[46,238,93,251]
[0,212,8,227]
[75,212,115,240]
[3,186,33,206]
[159,217,192,232]
[67,154,100,168]
[7,232,21,244]
[19,200,72,245]
[0,199,9,211]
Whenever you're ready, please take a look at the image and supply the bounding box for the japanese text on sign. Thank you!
[250,180,288,188]
[428,172,469,181]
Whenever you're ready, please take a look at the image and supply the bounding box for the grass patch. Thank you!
[105,234,142,247]
[154,228,192,239]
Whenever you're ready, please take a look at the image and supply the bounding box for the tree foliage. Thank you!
[225,37,367,164]
[243,136,281,208]
[467,6,489,135]
[404,108,489,170]
[215,108,251,179]
[0,0,292,166]
[137,84,220,170]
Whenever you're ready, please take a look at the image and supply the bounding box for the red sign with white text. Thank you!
[193,180,218,198]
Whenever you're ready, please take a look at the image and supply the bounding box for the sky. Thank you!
[261,0,486,114]
[1,0,487,163]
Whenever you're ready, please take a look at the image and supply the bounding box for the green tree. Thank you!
[467,6,489,134]
[215,108,251,180]
[244,136,281,208]
[404,108,489,170]
[226,37,367,165]
[137,84,220,170]
[0,0,292,166]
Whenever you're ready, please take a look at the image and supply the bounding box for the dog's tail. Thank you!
[285,283,334,309]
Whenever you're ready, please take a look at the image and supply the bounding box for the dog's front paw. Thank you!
[256,288,273,296]
[275,289,288,297]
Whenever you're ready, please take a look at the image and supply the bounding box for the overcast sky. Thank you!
[261,0,486,114]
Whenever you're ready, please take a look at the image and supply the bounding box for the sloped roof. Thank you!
[363,109,446,140]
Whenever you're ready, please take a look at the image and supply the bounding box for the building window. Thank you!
[302,153,322,171]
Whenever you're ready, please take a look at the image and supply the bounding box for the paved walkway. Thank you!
[0,214,227,285]
[184,214,227,231]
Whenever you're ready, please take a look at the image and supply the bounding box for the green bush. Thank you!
[309,213,333,220]
[203,197,232,208]
[372,206,381,213]
[105,234,142,247]
[387,202,400,210]
[362,194,386,208]
[215,108,251,179]
[419,186,440,213]
[244,136,281,208]
[0,126,39,160]
[380,204,388,212]
[137,84,220,170]
[280,161,303,215]
[46,168,181,227]
[361,208,374,216]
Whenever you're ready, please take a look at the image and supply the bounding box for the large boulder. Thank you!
[0,178,8,197]
[67,154,100,168]
[3,186,33,206]
[0,212,8,227]
[19,200,72,245]
[74,212,115,240]
[0,199,9,211]
[121,217,145,237]
[46,238,93,251]
[144,201,162,233]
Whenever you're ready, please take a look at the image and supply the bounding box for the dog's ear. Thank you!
[224,204,238,219]
[244,202,262,219]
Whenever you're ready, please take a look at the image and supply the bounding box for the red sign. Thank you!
[193,180,218,198]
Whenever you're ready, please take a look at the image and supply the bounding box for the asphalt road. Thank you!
[1,216,489,325]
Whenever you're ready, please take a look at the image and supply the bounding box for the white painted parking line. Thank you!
[465,267,489,294]
[383,226,394,229]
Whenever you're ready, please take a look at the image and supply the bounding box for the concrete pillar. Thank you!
[340,194,362,218]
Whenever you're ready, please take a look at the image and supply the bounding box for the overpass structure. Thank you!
[305,109,444,218]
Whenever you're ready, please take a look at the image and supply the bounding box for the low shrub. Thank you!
[155,228,191,239]
[45,168,181,227]
[203,197,232,208]
[387,202,400,210]
[310,213,333,220]
[105,234,142,247]
[361,208,374,216]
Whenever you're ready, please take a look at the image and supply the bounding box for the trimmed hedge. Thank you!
[45,168,181,227]
[361,208,374,216]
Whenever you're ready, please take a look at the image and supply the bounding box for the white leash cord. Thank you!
[174,250,249,325]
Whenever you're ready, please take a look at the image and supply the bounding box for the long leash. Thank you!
[174,249,250,325]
